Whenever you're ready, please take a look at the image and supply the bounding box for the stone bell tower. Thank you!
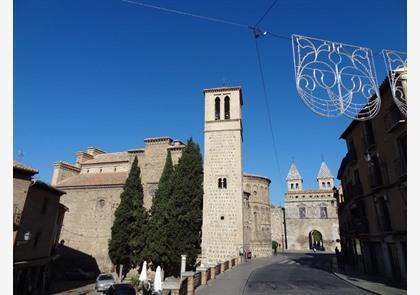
[201,86,244,266]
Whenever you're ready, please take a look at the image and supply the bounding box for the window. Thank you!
[375,196,392,232]
[114,167,117,172]
[215,97,220,120]
[97,199,105,208]
[33,232,41,249]
[218,178,222,188]
[99,168,102,173]
[320,207,328,219]
[223,178,227,189]
[41,198,49,214]
[291,183,294,189]
[364,120,376,148]
[322,182,326,188]
[224,96,230,119]
[296,183,299,189]
[299,207,306,219]
[327,182,331,187]
[87,169,90,173]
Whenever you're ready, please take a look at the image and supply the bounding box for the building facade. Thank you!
[54,86,273,271]
[284,162,340,252]
[53,137,185,272]
[270,207,286,251]
[13,161,67,295]
[337,78,407,283]
[201,87,245,265]
[243,173,272,257]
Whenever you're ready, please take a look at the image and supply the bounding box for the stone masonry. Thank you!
[284,162,340,252]
[52,137,184,272]
[243,173,272,257]
[201,87,244,265]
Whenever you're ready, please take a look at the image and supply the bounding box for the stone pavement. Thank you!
[332,258,407,295]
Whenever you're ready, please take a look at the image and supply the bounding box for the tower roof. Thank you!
[286,164,302,181]
[317,161,333,179]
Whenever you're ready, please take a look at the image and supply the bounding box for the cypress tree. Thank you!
[145,151,175,273]
[109,156,147,277]
[165,138,203,276]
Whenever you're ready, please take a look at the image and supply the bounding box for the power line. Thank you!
[254,37,283,180]
[255,0,279,26]
[121,0,250,29]
[121,0,292,41]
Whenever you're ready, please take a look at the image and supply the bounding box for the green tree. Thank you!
[165,138,203,277]
[109,156,147,278]
[144,152,175,273]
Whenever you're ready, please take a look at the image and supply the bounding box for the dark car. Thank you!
[107,284,136,295]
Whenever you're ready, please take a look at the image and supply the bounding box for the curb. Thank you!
[332,271,381,295]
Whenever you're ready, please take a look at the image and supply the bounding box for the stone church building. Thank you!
[53,86,273,272]
[284,162,340,252]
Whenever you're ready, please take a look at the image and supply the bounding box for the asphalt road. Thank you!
[196,252,371,295]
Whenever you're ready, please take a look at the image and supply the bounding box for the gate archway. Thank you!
[309,230,324,251]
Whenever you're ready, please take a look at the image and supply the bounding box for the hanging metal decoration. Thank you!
[292,34,381,120]
[382,50,407,117]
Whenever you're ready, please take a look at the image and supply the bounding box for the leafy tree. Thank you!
[272,240,279,250]
[165,138,203,276]
[109,156,147,278]
[144,152,175,274]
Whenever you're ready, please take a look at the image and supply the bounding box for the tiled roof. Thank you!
[13,160,39,174]
[286,164,302,181]
[56,172,128,187]
[317,161,333,179]
[83,152,130,164]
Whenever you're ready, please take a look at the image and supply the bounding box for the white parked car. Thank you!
[95,273,115,293]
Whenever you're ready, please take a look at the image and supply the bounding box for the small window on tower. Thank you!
[291,183,294,189]
[223,178,227,189]
[322,182,326,188]
[296,183,299,189]
[327,181,331,187]
[218,178,222,188]
[215,97,220,120]
[224,96,230,119]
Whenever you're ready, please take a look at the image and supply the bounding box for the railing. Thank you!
[170,257,241,295]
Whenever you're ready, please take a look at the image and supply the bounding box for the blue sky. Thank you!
[14,0,406,206]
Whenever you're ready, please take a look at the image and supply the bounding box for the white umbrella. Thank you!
[153,266,162,292]
[139,261,148,282]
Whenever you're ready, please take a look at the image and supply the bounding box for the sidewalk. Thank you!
[332,259,406,295]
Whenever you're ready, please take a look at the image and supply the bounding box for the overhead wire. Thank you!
[120,0,294,181]
[255,0,279,26]
[121,0,250,29]
[253,37,283,180]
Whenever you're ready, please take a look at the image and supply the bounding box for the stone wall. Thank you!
[58,186,124,272]
[270,207,286,249]
[202,87,244,265]
[284,190,339,252]
[54,137,185,272]
[243,174,272,258]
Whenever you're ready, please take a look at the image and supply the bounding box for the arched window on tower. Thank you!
[224,96,230,119]
[327,181,331,187]
[291,183,294,189]
[223,178,227,189]
[215,97,220,120]
[218,178,222,188]
[296,183,299,189]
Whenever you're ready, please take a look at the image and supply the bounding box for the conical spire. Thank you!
[286,163,302,181]
[317,161,333,179]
